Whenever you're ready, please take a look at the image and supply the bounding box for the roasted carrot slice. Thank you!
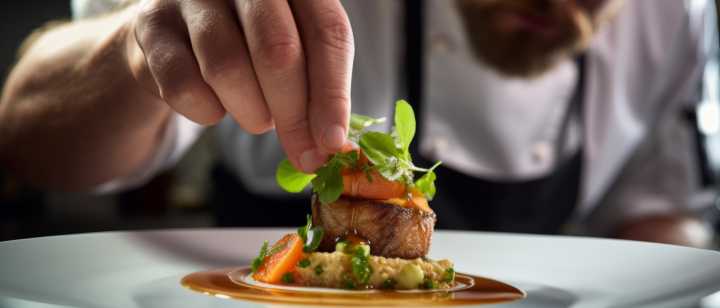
[252,233,305,284]
[342,170,406,200]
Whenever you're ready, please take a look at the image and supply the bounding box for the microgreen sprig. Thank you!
[275,100,441,203]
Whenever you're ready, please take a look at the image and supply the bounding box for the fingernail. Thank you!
[300,149,323,173]
[322,125,346,151]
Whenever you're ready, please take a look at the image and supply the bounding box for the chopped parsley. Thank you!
[421,278,438,290]
[314,265,324,275]
[281,272,294,284]
[443,267,455,283]
[342,273,357,290]
[298,258,311,268]
[381,278,397,290]
[351,245,372,285]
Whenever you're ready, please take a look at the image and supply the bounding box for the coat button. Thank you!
[531,142,553,165]
[430,34,454,54]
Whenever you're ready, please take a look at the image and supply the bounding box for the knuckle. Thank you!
[312,86,350,108]
[312,11,354,52]
[276,115,310,137]
[254,35,303,70]
[200,57,244,86]
[165,87,226,125]
[146,46,184,81]
[188,9,224,43]
[135,2,176,43]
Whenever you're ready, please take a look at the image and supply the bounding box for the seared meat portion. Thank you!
[311,195,436,259]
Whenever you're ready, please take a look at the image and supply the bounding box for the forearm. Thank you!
[0,6,172,191]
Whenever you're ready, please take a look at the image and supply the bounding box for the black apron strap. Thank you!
[403,0,586,233]
[426,53,585,233]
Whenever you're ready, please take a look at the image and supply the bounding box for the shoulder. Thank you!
[71,0,134,19]
[591,0,714,68]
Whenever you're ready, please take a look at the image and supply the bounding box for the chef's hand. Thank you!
[127,0,354,173]
[615,214,714,248]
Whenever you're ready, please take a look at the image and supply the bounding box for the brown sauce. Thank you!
[181,267,525,306]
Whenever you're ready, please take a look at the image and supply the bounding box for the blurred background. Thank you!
[1,1,720,245]
[0,3,218,240]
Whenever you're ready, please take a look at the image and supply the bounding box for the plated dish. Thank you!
[180,101,526,304]
[1,229,719,307]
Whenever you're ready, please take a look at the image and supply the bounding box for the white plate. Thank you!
[0,229,719,308]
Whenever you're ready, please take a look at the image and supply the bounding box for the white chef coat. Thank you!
[74,0,717,234]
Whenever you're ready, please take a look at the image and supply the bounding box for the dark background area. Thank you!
[0,2,218,241]
[1,1,719,244]
[0,2,71,85]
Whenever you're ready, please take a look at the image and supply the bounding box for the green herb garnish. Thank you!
[420,278,438,289]
[298,259,311,268]
[443,267,455,283]
[381,278,397,290]
[268,242,287,256]
[342,273,357,290]
[351,245,372,285]
[281,272,294,284]
[297,215,325,252]
[250,241,269,273]
[314,265,324,275]
[275,100,442,203]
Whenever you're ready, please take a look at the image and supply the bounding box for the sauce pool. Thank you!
[181,267,525,306]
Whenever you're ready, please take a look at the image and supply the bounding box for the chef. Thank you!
[0,0,716,247]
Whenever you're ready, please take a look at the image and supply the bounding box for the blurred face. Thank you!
[456,0,623,77]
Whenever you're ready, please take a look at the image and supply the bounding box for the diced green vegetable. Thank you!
[314,265,324,275]
[355,243,370,257]
[342,273,357,290]
[396,263,424,290]
[421,278,438,289]
[281,272,294,284]
[298,259,311,268]
[381,278,397,290]
[351,245,372,285]
[335,240,348,253]
[443,267,455,283]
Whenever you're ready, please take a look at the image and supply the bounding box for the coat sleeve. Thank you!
[70,0,206,193]
[583,0,716,236]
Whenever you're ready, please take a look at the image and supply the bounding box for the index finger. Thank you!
[290,0,354,155]
[237,0,322,173]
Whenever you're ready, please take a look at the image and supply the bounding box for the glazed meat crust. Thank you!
[311,195,436,259]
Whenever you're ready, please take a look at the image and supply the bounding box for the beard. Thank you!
[456,0,595,78]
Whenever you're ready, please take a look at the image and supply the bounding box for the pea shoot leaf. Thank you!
[414,161,441,200]
[312,155,345,204]
[349,114,385,142]
[394,100,416,155]
[275,100,441,205]
[359,132,401,166]
[276,159,316,193]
